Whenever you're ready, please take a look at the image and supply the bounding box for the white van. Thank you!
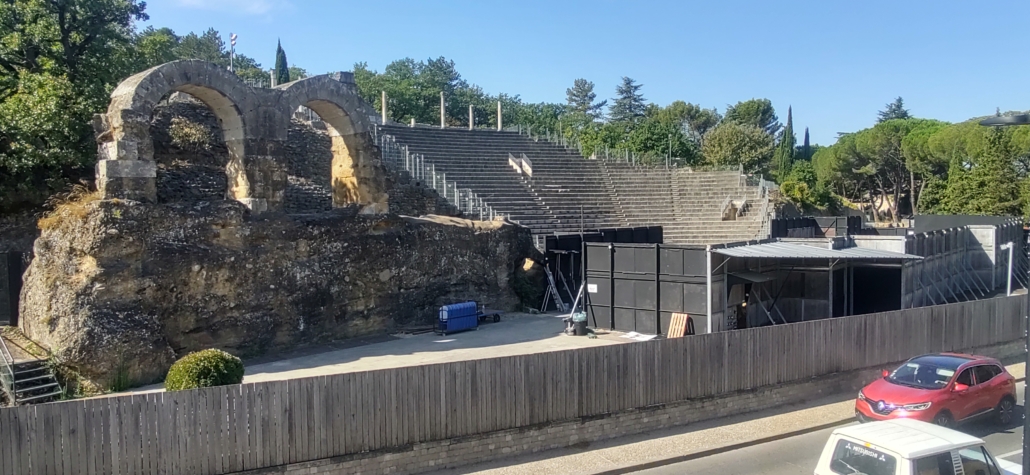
[814,419,1021,475]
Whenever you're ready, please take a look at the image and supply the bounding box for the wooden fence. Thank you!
[0,296,1024,475]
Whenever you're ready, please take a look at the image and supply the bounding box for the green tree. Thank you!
[176,28,226,65]
[566,78,606,121]
[274,40,290,85]
[701,122,774,172]
[0,0,148,211]
[288,66,307,80]
[724,98,780,136]
[669,101,721,148]
[941,127,1021,216]
[773,106,796,180]
[878,97,911,123]
[608,77,646,123]
[799,127,811,161]
[134,27,180,70]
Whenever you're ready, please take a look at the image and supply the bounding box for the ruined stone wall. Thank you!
[150,100,459,218]
[19,200,534,388]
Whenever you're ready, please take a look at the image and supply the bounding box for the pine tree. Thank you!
[773,106,796,179]
[877,97,910,122]
[566,79,607,120]
[942,128,1020,216]
[274,40,290,85]
[608,77,646,123]
[801,127,811,161]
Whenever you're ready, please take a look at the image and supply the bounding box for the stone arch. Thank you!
[277,76,391,213]
[96,60,258,207]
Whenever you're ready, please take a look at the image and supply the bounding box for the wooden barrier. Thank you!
[0,296,1023,475]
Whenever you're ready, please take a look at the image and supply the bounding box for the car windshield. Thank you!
[887,356,964,390]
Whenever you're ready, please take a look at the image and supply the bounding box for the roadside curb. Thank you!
[590,418,854,475]
[592,374,1027,475]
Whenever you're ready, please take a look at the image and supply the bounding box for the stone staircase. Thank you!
[377,125,772,246]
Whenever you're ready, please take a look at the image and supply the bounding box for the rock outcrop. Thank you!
[19,199,535,389]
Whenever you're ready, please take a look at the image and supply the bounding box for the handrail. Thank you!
[720,195,732,219]
[0,334,17,404]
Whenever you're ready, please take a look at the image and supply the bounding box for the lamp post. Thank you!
[980,113,1030,475]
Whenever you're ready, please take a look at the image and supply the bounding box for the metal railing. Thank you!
[374,126,504,221]
[0,334,16,404]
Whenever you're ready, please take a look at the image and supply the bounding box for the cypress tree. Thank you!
[801,127,811,161]
[274,40,290,85]
[773,106,795,179]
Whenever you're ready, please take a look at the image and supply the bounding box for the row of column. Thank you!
[379,91,503,131]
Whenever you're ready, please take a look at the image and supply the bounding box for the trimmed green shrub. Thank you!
[164,349,244,391]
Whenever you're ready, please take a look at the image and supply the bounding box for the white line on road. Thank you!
[997,449,1022,459]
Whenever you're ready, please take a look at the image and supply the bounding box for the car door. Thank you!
[951,367,978,421]
[971,365,1000,417]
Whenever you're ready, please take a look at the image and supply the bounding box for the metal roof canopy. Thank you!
[713,242,922,260]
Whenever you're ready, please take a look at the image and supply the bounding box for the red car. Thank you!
[855,353,1016,428]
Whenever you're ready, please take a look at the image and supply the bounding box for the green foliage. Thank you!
[566,78,606,121]
[701,122,774,172]
[608,77,646,123]
[0,0,148,211]
[274,40,290,85]
[773,106,796,180]
[165,349,245,391]
[941,128,1021,216]
[724,99,780,136]
[288,66,307,80]
[878,97,911,123]
[169,117,212,152]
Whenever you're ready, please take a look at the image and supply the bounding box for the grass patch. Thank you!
[38,182,99,231]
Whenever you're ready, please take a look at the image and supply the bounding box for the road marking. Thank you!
[996,449,1022,459]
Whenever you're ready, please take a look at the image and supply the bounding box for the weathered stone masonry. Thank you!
[93,60,391,214]
[17,61,532,388]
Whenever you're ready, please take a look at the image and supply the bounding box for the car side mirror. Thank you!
[953,383,969,392]
[882,369,889,378]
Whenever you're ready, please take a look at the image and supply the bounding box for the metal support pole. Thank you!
[706,245,713,333]
[381,90,387,124]
[1002,242,1014,296]
[497,101,502,131]
[440,91,445,128]
[469,104,474,130]
[432,164,437,189]
[1024,277,1029,475]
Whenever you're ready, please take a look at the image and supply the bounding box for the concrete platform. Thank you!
[121,312,631,394]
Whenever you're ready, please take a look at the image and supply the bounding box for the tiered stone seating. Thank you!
[378,125,770,245]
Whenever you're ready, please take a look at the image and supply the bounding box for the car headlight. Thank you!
[902,402,932,411]
[858,390,866,401]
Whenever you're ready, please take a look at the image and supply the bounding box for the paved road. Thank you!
[634,384,1026,475]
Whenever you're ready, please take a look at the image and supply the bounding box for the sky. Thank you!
[143,0,1029,145]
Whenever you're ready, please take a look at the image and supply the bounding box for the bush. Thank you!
[169,116,212,152]
[164,349,244,391]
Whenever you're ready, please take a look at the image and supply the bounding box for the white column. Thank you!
[381,91,387,124]
[469,104,473,130]
[706,245,713,333]
[497,101,502,131]
[440,91,445,128]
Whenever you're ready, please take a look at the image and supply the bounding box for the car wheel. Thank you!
[996,397,1016,425]
[934,412,954,428]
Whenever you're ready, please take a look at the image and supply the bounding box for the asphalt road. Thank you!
[633,383,1026,475]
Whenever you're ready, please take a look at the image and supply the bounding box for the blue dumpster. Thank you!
[437,301,479,335]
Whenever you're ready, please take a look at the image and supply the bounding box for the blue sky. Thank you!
[144,0,1028,145]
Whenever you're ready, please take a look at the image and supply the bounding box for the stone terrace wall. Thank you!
[19,200,532,388]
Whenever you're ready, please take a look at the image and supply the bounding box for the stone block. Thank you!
[97,159,157,202]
